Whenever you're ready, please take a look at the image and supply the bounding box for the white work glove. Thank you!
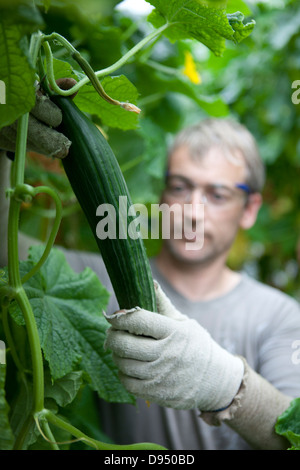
[0,80,75,159]
[105,282,244,412]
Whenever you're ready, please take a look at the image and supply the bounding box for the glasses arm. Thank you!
[235,183,252,194]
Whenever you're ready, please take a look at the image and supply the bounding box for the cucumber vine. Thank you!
[0,27,169,451]
[0,3,256,449]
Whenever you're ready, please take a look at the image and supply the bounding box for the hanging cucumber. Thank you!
[52,95,156,312]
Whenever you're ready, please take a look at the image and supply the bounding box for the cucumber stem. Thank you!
[41,23,170,105]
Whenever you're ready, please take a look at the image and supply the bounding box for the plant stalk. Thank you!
[7,114,45,418]
[41,23,170,96]
[42,409,167,450]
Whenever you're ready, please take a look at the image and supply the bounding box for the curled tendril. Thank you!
[42,36,141,114]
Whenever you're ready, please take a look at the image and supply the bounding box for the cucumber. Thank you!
[52,95,156,312]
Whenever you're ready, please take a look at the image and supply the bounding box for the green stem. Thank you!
[15,284,44,414]
[42,40,78,97]
[120,155,144,174]
[42,38,140,112]
[95,23,170,78]
[25,201,80,219]
[11,114,29,187]
[7,114,28,286]
[7,113,45,426]
[40,420,60,450]
[41,409,167,450]
[1,305,24,373]
[146,58,181,76]
[41,23,169,96]
[21,185,62,284]
[29,30,44,69]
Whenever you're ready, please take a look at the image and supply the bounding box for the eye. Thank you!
[167,179,189,194]
[171,183,187,192]
[213,192,227,200]
[207,189,231,204]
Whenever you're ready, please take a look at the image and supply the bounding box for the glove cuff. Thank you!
[200,357,293,449]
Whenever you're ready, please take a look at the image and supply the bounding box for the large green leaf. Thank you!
[6,245,134,404]
[0,3,44,129]
[74,75,140,130]
[146,0,255,56]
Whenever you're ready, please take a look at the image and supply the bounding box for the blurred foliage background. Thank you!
[19,0,300,300]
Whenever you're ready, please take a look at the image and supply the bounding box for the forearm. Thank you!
[201,358,292,450]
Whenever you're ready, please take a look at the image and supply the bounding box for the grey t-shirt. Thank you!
[61,247,300,450]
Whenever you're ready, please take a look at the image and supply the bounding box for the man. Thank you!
[0,100,299,450]
[100,119,300,450]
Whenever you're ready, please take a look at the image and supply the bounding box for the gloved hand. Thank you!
[105,282,244,412]
[0,81,73,159]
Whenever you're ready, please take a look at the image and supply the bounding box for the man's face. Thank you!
[160,145,261,266]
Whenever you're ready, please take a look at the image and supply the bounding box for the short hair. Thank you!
[167,118,265,193]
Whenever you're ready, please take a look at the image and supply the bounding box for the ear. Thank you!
[239,193,262,230]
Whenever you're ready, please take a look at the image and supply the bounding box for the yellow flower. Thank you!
[183,51,202,85]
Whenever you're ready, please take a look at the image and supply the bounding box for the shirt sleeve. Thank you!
[256,295,300,398]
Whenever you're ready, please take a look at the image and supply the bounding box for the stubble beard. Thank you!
[163,232,232,268]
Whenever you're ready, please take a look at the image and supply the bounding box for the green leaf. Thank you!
[74,75,140,130]
[44,370,84,408]
[52,57,75,80]
[8,378,40,449]
[275,398,300,450]
[0,364,14,450]
[227,11,255,43]
[226,0,252,15]
[63,385,114,448]
[8,246,134,404]
[146,0,254,56]
[0,3,44,129]
[51,57,140,129]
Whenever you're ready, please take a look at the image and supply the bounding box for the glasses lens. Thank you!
[205,186,234,206]
[165,176,249,208]
[165,177,191,201]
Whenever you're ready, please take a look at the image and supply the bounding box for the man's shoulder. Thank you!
[240,271,300,313]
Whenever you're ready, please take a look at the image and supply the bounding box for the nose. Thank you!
[189,188,206,220]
